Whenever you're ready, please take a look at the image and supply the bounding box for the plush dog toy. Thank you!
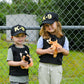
[20,51,31,69]
[47,38,62,58]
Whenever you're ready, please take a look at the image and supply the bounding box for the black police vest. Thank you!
[39,35,65,65]
[9,44,29,76]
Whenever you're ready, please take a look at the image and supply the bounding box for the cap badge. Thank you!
[14,26,25,32]
[42,14,52,21]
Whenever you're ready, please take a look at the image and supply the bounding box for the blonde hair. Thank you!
[40,21,64,39]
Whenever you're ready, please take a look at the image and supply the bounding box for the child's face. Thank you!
[12,33,26,46]
[44,21,57,34]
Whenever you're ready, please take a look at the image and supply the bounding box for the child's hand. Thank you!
[20,60,28,67]
[57,47,69,55]
[56,47,63,53]
[46,47,54,55]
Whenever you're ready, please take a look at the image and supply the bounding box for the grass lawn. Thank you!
[0,40,84,84]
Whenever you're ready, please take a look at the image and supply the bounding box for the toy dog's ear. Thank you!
[47,39,49,43]
[20,53,22,58]
[47,38,51,43]
[25,51,28,54]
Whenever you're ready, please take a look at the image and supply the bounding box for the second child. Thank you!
[7,24,33,84]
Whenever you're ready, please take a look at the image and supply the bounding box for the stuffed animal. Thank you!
[47,38,62,58]
[20,51,31,69]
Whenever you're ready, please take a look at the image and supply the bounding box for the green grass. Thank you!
[0,40,84,84]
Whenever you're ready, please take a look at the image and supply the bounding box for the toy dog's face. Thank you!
[47,38,57,45]
[22,53,30,61]
[20,51,30,61]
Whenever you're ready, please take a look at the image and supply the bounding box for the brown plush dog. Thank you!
[47,38,62,58]
[20,51,31,69]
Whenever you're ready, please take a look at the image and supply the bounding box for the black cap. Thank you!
[40,12,59,27]
[11,24,28,36]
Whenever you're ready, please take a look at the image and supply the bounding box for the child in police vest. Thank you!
[7,24,33,84]
[36,12,69,84]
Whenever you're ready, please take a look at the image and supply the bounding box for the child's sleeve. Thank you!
[37,36,43,49]
[7,48,13,61]
[63,37,69,51]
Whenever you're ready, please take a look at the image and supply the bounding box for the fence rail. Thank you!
[0,26,84,30]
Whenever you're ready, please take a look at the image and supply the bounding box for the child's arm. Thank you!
[57,47,69,56]
[57,37,69,56]
[36,47,54,55]
[7,60,28,67]
[61,37,69,56]
[62,48,69,56]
